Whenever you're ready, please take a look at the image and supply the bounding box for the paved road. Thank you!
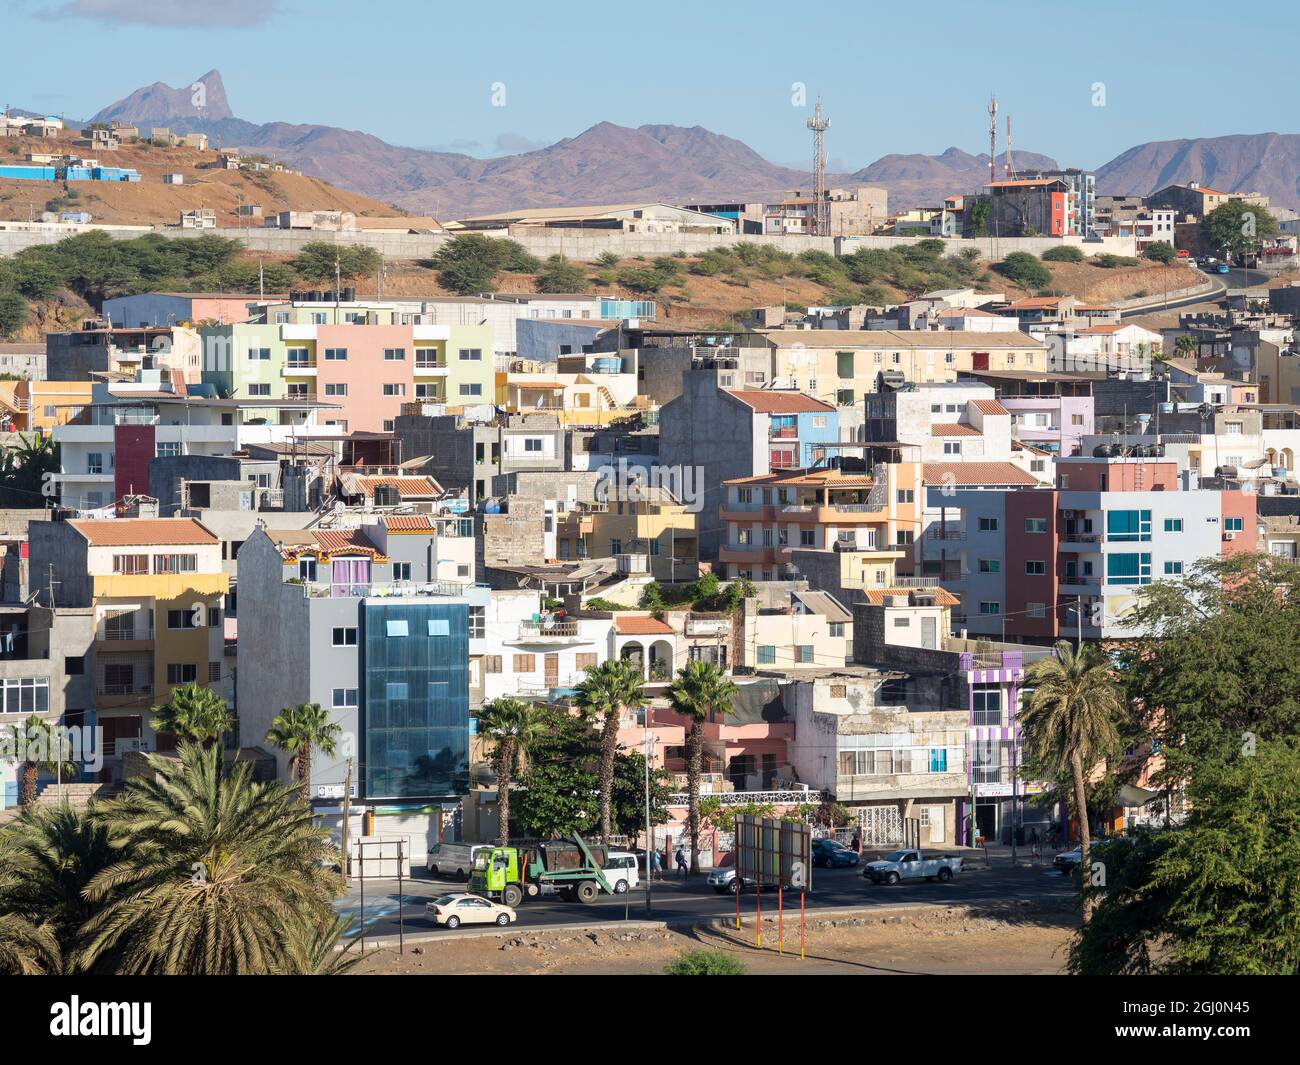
[337,858,1076,941]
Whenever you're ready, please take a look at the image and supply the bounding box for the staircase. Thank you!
[33,781,121,811]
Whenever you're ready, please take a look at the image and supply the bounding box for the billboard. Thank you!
[734,815,812,891]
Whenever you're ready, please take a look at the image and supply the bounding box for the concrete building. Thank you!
[45,323,203,381]
[101,293,270,328]
[735,589,853,671]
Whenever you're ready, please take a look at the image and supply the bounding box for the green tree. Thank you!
[0,433,59,509]
[12,258,62,301]
[1021,642,1126,920]
[969,198,991,236]
[1041,245,1085,263]
[638,581,666,613]
[0,293,29,339]
[995,252,1051,290]
[1174,334,1197,357]
[475,697,546,845]
[292,241,382,283]
[687,571,720,606]
[610,749,671,840]
[574,659,646,842]
[511,759,598,839]
[149,682,233,749]
[264,702,342,802]
[536,254,587,293]
[1070,740,1300,974]
[1204,200,1278,258]
[432,234,513,294]
[1,716,80,808]
[1143,241,1177,264]
[668,661,738,873]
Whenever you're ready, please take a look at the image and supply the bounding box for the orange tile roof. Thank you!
[864,587,961,607]
[383,514,436,531]
[930,423,980,437]
[70,517,217,546]
[355,476,443,495]
[972,400,1010,415]
[315,529,382,554]
[614,615,676,636]
[725,390,835,414]
[923,462,1040,486]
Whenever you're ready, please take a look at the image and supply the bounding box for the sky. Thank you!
[3,0,1297,170]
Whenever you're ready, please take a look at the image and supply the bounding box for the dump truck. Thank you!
[468,836,613,906]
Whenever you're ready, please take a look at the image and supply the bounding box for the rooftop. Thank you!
[922,462,1040,486]
[69,517,218,547]
[725,390,836,414]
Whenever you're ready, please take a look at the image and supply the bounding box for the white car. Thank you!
[426,893,517,929]
[604,851,640,894]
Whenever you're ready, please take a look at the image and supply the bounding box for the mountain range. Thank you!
[86,71,1300,217]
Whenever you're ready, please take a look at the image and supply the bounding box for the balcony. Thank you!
[414,361,449,375]
[769,425,798,439]
[511,620,588,644]
[299,579,469,599]
[282,362,317,377]
[685,615,731,637]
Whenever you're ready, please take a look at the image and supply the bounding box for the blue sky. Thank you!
[3,0,1295,169]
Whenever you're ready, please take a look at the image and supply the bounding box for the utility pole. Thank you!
[988,95,998,187]
[341,757,353,889]
[643,706,656,918]
[806,99,830,237]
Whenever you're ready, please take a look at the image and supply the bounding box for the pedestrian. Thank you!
[675,845,688,880]
[851,830,861,854]
[650,847,662,881]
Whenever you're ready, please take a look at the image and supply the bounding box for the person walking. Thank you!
[674,845,688,880]
[649,847,662,881]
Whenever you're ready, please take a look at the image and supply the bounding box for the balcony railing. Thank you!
[666,787,817,807]
[300,579,468,599]
[97,682,153,696]
[517,621,581,639]
[685,616,731,637]
[769,426,797,439]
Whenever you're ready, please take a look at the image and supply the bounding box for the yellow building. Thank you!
[27,381,95,433]
[556,489,699,581]
[745,330,1047,407]
[31,517,229,760]
[496,368,648,426]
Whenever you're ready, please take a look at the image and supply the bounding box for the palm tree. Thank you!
[76,742,339,975]
[1,715,80,807]
[265,702,342,803]
[668,661,738,874]
[1021,642,1125,920]
[574,659,646,842]
[0,833,61,974]
[475,698,544,847]
[0,803,115,969]
[149,682,233,749]
[0,432,58,510]
[272,914,361,975]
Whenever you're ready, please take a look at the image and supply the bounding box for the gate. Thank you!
[855,805,903,846]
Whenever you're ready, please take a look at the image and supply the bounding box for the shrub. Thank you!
[1144,241,1177,264]
[995,251,1051,289]
[665,949,747,976]
[1041,245,1085,263]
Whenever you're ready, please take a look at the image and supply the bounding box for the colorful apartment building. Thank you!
[27,517,229,776]
[555,490,699,582]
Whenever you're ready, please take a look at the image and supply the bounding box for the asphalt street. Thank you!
[337,856,1076,941]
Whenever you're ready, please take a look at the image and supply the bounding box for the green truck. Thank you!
[468,836,613,907]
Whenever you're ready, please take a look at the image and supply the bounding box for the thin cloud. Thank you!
[50,0,277,27]
[494,132,548,154]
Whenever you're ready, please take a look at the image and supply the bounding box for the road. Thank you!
[1118,266,1266,320]
[338,857,1076,941]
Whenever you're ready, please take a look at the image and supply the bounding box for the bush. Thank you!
[292,241,381,283]
[595,251,621,268]
[1144,241,1177,264]
[1041,245,1085,263]
[1093,253,1140,269]
[995,251,1051,289]
[0,292,29,338]
[665,949,747,976]
[536,254,586,293]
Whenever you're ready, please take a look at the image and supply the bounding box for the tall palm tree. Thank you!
[0,833,61,975]
[272,914,361,975]
[668,661,738,874]
[1,715,80,807]
[0,803,115,969]
[265,702,342,803]
[475,698,544,847]
[574,659,646,842]
[1021,641,1125,920]
[149,682,234,749]
[76,742,339,975]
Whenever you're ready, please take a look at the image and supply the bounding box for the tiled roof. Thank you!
[315,529,382,554]
[725,390,835,414]
[614,615,675,636]
[355,476,443,495]
[383,515,436,531]
[864,587,961,607]
[972,400,1010,415]
[70,517,217,546]
[923,462,1040,486]
[930,423,981,437]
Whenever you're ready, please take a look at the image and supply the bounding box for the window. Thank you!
[1024,517,1047,533]
[112,554,147,575]
[383,383,407,397]
[156,441,181,458]
[514,654,536,673]
[286,347,310,367]
[929,748,948,773]
[829,622,844,637]
[1164,561,1183,575]
[324,348,348,361]
[298,557,317,582]
[978,601,1000,616]
[459,383,483,397]
[324,383,348,396]
[166,664,198,685]
[1027,602,1046,618]
[973,685,1002,726]
[978,559,1001,573]
[757,646,776,665]
[65,655,85,676]
[523,438,543,453]
[1163,518,1183,532]
[1025,560,1046,575]
[87,452,104,474]
[247,347,270,361]
[896,530,914,546]
[166,609,199,630]
[332,688,359,708]
[1107,509,1151,542]
[897,489,914,504]
[208,662,221,682]
[465,606,484,639]
[382,420,395,432]
[797,645,814,664]
[383,347,406,361]
[978,517,999,532]
[836,351,855,379]
[248,383,271,397]
[1225,517,1244,532]
[459,348,483,361]
[386,619,410,637]
[1106,552,1152,586]
[427,619,450,636]
[393,562,412,582]
[576,653,597,671]
[154,554,197,574]
[800,529,815,547]
[332,627,358,646]
[483,656,502,674]
[287,382,309,399]
[943,441,961,455]
[386,682,409,701]
[0,678,50,714]
[893,616,911,627]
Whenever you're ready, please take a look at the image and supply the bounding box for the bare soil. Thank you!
[352,901,1075,976]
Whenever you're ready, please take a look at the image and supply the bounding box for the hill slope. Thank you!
[1096,132,1300,208]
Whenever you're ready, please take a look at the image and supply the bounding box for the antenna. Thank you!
[987,95,998,187]
[1005,116,1014,180]
[807,98,831,236]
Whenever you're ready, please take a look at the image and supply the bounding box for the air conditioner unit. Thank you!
[1223,532,1237,541]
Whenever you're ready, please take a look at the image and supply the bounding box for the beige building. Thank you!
[737,589,854,671]
[556,490,699,582]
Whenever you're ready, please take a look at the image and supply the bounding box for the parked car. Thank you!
[426,842,494,878]
[1176,249,1190,258]
[863,849,962,885]
[812,838,859,868]
[707,866,780,894]
[1053,846,1083,875]
[604,851,640,894]
[425,892,516,928]
[1214,263,1231,274]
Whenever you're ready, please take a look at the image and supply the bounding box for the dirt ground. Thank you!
[351,901,1075,976]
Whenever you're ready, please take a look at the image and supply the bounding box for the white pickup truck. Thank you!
[863,849,962,885]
